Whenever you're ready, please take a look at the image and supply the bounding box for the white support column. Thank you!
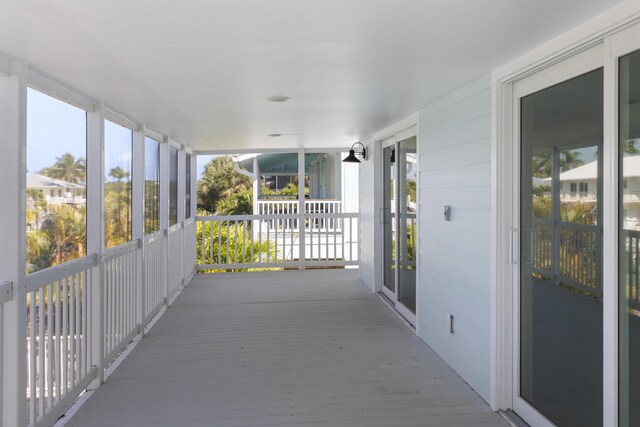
[298,149,306,270]
[177,147,186,283]
[191,154,197,219]
[0,61,27,427]
[178,147,186,224]
[253,157,260,238]
[132,127,145,335]
[159,138,169,303]
[188,153,197,278]
[87,103,105,388]
[253,156,261,215]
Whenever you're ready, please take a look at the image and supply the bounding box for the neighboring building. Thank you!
[26,173,85,207]
[234,152,359,214]
[539,156,640,228]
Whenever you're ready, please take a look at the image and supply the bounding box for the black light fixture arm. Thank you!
[351,142,366,160]
[342,142,367,163]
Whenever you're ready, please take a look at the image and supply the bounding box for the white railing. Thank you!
[168,224,184,297]
[143,231,166,323]
[197,212,358,271]
[531,219,601,298]
[45,197,86,206]
[24,255,98,427]
[256,199,342,231]
[102,241,140,366]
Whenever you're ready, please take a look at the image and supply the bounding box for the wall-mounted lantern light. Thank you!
[342,142,367,163]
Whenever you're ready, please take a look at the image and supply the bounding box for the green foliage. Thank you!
[531,195,596,225]
[624,139,640,155]
[144,181,160,234]
[215,188,254,216]
[561,202,597,224]
[197,156,252,214]
[26,227,52,274]
[26,204,87,273]
[196,219,279,272]
[261,182,307,197]
[105,167,131,247]
[406,180,416,204]
[26,188,47,210]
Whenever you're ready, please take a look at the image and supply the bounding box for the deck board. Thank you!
[66,270,507,427]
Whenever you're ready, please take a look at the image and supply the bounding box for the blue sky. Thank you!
[27,88,87,174]
[28,88,243,182]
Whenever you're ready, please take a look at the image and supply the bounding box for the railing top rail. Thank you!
[558,221,598,231]
[257,199,342,203]
[305,212,358,219]
[144,229,166,245]
[197,214,299,221]
[103,239,141,262]
[25,254,98,292]
[197,212,358,222]
[625,228,640,237]
[0,281,13,304]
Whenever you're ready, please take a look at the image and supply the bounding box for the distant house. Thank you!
[26,173,86,207]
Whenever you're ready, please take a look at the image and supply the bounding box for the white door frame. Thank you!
[492,3,640,425]
[512,43,604,427]
[373,113,420,329]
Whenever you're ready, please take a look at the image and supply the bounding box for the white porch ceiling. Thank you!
[0,0,623,151]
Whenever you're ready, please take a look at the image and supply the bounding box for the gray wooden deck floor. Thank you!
[66,269,508,427]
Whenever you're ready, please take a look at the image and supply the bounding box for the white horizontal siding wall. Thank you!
[358,143,375,291]
[418,75,492,402]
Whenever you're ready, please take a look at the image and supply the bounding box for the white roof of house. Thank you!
[556,156,640,181]
[26,173,84,190]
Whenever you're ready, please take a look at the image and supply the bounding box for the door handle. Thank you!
[510,227,518,265]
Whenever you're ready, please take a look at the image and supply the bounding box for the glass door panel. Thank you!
[520,69,603,426]
[398,136,417,313]
[619,49,640,427]
[383,144,396,293]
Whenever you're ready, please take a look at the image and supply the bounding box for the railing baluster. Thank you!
[259,216,263,262]
[55,280,61,405]
[242,220,247,264]
[226,222,230,265]
[69,274,75,387]
[47,283,54,407]
[275,219,279,262]
[62,277,69,395]
[267,225,271,264]
[82,270,87,378]
[234,221,239,265]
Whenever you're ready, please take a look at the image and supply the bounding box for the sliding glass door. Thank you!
[514,45,604,427]
[619,48,640,427]
[381,132,418,324]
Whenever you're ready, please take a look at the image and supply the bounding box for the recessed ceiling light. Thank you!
[268,133,282,137]
[267,95,290,103]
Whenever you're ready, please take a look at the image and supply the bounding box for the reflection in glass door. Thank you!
[381,136,418,321]
[520,69,603,426]
[398,136,417,314]
[619,49,640,427]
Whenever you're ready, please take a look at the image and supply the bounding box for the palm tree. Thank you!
[106,166,131,246]
[532,150,585,178]
[41,153,86,185]
[41,205,86,265]
[197,156,252,214]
